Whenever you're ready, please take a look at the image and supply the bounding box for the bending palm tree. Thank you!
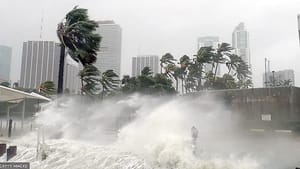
[39,81,56,97]
[57,6,101,94]
[79,65,101,96]
[179,55,190,94]
[213,43,232,81]
[160,53,176,73]
[226,54,241,75]
[100,70,119,98]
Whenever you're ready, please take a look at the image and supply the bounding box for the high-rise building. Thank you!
[197,36,221,75]
[20,41,80,93]
[0,45,12,83]
[20,41,60,89]
[263,69,295,87]
[132,55,159,77]
[197,36,219,49]
[232,22,251,67]
[95,21,122,76]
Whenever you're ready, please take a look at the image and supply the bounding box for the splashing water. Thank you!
[3,94,300,169]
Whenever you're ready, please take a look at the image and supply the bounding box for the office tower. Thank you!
[197,36,219,49]
[20,41,80,93]
[0,45,12,83]
[197,36,221,75]
[232,22,251,67]
[263,69,295,87]
[63,59,82,94]
[95,21,122,76]
[132,55,159,77]
[20,41,60,89]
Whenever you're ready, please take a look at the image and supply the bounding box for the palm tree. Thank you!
[213,43,232,81]
[235,60,251,81]
[226,54,241,75]
[39,81,56,97]
[173,67,182,92]
[79,65,100,95]
[160,53,176,73]
[179,55,190,94]
[99,70,119,98]
[57,6,101,94]
[141,66,153,76]
[192,46,214,90]
[0,81,10,87]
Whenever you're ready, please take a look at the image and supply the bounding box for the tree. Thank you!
[141,66,153,76]
[160,53,176,73]
[235,60,251,81]
[192,46,215,90]
[99,70,119,98]
[173,67,182,92]
[0,81,10,87]
[39,81,56,96]
[121,75,138,94]
[79,65,100,96]
[57,6,101,94]
[12,82,19,88]
[121,67,176,95]
[179,55,190,94]
[213,43,232,81]
[226,54,241,75]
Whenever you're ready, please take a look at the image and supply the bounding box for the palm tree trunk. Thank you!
[213,62,219,82]
[176,79,178,92]
[57,45,65,94]
[228,66,232,75]
[181,78,184,94]
[81,78,84,95]
[197,65,202,91]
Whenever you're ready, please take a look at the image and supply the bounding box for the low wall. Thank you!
[186,87,300,131]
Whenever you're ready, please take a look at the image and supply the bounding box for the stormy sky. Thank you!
[1,0,300,87]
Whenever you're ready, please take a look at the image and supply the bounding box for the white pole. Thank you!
[6,105,9,129]
[21,99,26,130]
[36,127,40,160]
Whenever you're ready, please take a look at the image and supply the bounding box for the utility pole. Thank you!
[265,58,267,87]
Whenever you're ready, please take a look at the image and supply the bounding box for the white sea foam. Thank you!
[2,94,299,169]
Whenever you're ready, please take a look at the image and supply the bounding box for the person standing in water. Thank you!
[191,126,199,155]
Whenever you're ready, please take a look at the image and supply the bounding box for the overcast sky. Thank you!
[1,0,300,87]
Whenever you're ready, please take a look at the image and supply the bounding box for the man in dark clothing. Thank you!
[191,126,199,155]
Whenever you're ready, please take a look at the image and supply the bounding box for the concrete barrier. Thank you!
[0,144,6,156]
[7,146,17,161]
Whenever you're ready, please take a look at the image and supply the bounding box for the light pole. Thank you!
[272,71,275,87]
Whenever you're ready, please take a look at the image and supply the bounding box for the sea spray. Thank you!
[5,94,299,169]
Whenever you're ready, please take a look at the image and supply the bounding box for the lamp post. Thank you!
[272,71,275,87]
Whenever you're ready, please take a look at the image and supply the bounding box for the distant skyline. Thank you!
[1,0,300,87]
